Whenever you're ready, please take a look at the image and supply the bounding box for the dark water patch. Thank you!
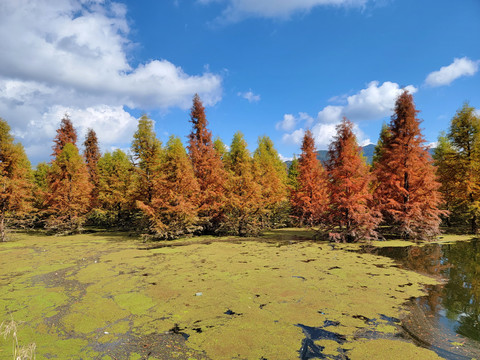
[297,323,348,360]
[296,324,347,344]
[323,320,340,327]
[169,324,190,340]
[224,309,242,316]
[292,275,306,281]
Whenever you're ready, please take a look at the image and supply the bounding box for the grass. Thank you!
[0,229,454,359]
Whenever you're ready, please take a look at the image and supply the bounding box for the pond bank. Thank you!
[0,230,455,359]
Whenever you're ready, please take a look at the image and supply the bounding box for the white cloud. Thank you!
[199,0,370,22]
[281,80,408,149]
[282,128,305,145]
[0,0,222,163]
[278,153,293,162]
[276,114,296,131]
[276,112,313,131]
[238,90,261,103]
[425,57,479,87]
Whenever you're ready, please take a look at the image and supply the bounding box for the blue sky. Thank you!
[0,0,479,164]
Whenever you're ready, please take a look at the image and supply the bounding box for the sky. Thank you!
[0,0,479,165]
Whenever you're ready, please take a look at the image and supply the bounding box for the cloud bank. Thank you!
[280,81,416,149]
[0,0,222,163]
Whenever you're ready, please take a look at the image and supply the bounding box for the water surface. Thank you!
[365,239,480,359]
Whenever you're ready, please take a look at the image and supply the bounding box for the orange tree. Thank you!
[0,118,33,241]
[44,143,92,232]
[325,119,380,242]
[83,128,101,208]
[290,130,328,226]
[374,91,445,240]
[188,94,226,232]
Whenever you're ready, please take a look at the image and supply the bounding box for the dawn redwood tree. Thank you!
[188,94,226,231]
[52,115,77,157]
[287,156,300,192]
[374,91,445,240]
[445,103,480,233]
[372,122,391,167]
[97,149,135,226]
[221,132,262,235]
[0,118,33,241]
[326,119,380,242]
[137,136,200,238]
[131,115,163,206]
[290,130,328,226]
[44,143,92,232]
[433,133,458,227]
[253,136,288,227]
[83,128,101,208]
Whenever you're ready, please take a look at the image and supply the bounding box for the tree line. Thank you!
[0,92,478,242]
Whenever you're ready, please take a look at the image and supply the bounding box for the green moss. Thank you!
[347,339,442,359]
[0,231,454,359]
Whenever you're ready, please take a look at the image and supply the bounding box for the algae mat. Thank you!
[0,232,443,359]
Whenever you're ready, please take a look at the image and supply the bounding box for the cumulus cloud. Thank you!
[280,81,412,148]
[425,57,479,87]
[238,90,261,103]
[199,0,370,22]
[0,0,222,163]
[282,128,305,145]
[276,112,313,131]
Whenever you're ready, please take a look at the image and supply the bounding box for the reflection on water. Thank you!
[364,239,480,359]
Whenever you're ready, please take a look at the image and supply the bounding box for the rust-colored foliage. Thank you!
[137,136,200,238]
[326,119,380,242]
[187,94,226,230]
[52,115,77,157]
[0,118,33,241]
[374,91,445,240]
[83,128,101,208]
[290,130,328,226]
[44,143,92,231]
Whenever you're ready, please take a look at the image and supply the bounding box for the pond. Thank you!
[365,239,480,360]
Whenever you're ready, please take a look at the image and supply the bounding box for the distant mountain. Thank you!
[315,143,376,165]
[285,143,435,168]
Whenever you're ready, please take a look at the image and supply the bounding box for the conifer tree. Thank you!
[372,122,391,166]
[436,103,480,232]
[253,136,288,227]
[97,149,135,226]
[433,133,457,227]
[83,128,101,208]
[131,115,163,206]
[287,156,300,192]
[52,115,77,157]
[290,130,328,226]
[33,162,50,210]
[213,136,228,161]
[45,143,92,232]
[326,119,380,242]
[137,136,200,238]
[0,118,33,241]
[221,132,262,235]
[188,94,226,231]
[374,91,445,239]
